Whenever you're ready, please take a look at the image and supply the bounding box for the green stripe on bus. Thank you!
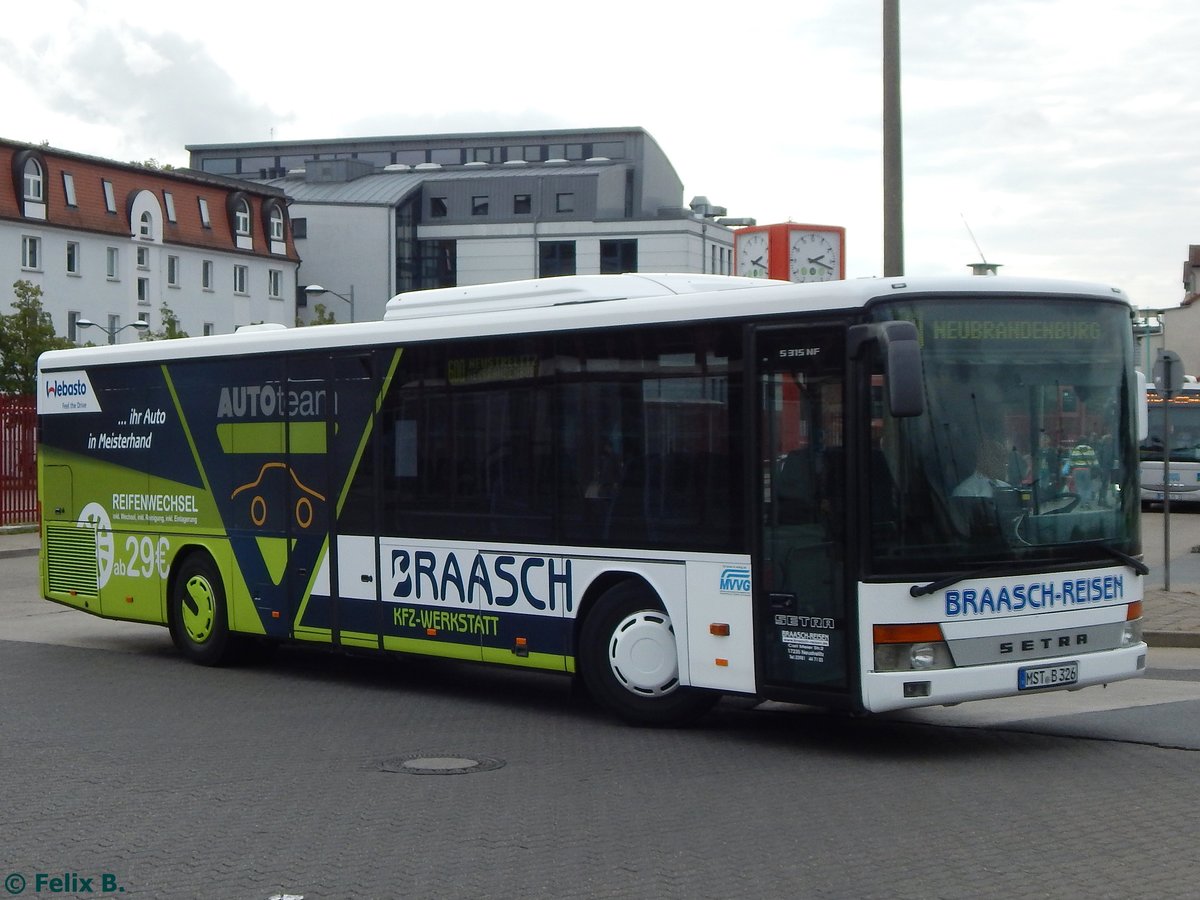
[481,647,570,671]
[216,421,327,454]
[381,636,485,661]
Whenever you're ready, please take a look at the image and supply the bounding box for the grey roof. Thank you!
[254,164,615,207]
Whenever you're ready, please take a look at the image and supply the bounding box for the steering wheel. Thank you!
[1042,492,1080,514]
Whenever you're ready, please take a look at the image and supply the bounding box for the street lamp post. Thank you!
[76,318,150,343]
[304,284,355,323]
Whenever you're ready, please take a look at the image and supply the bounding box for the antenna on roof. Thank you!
[961,213,1001,275]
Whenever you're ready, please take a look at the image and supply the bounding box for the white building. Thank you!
[2,138,300,342]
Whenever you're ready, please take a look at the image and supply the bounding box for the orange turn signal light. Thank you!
[710,623,730,637]
[873,623,944,644]
[1126,600,1143,621]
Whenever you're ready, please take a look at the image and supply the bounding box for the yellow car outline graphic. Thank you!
[230,462,326,529]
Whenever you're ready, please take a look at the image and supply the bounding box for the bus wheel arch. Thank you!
[577,575,717,726]
[167,548,237,667]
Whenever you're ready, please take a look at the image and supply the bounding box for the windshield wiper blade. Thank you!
[1090,541,1149,576]
[911,543,1150,597]
[910,561,1028,597]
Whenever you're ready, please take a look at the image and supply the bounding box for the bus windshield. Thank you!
[868,296,1140,575]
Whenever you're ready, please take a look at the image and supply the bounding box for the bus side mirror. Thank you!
[849,321,924,418]
[1136,370,1148,441]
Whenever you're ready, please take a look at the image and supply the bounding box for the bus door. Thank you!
[279,353,379,649]
[753,325,850,692]
[326,352,380,649]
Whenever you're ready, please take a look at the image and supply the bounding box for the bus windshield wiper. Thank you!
[1090,541,1149,576]
[910,561,1032,597]
[911,543,1149,597]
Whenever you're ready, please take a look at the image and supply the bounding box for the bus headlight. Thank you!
[873,624,955,672]
[874,641,955,672]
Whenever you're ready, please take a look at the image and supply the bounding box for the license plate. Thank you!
[1018,662,1078,691]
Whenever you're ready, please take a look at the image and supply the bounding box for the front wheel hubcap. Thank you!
[607,610,679,697]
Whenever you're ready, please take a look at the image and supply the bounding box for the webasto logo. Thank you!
[46,378,88,397]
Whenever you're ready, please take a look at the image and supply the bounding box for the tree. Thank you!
[139,303,189,340]
[0,280,72,395]
[297,302,338,326]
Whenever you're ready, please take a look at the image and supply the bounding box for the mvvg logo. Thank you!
[719,566,751,594]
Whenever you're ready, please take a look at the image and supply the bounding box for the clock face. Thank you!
[737,231,771,279]
[788,230,842,282]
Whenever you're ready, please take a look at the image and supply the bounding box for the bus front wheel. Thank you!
[169,553,237,667]
[579,581,717,726]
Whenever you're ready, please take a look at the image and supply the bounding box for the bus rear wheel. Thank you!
[579,581,717,726]
[169,552,237,667]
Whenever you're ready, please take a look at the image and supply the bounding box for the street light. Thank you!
[76,318,150,342]
[304,284,355,323]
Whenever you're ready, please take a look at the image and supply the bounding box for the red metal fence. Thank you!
[0,395,37,526]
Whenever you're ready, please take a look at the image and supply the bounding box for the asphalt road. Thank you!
[2,552,1199,899]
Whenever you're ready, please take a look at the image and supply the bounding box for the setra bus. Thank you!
[1140,381,1200,507]
[37,273,1149,725]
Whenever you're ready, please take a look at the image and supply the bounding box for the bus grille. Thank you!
[45,523,100,597]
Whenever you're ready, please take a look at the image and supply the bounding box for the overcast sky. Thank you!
[3,0,1196,309]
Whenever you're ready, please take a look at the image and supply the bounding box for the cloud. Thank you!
[0,23,282,164]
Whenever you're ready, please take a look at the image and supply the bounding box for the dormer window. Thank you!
[235,198,251,236]
[139,210,153,238]
[23,158,43,201]
[269,206,284,241]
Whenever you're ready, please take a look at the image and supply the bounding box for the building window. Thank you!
[233,265,248,294]
[62,173,77,207]
[137,311,150,326]
[418,239,457,289]
[106,247,119,279]
[430,197,448,218]
[67,311,80,343]
[23,159,43,201]
[292,217,307,239]
[202,259,214,290]
[539,241,576,277]
[203,323,215,336]
[136,246,150,269]
[102,180,116,213]
[107,315,121,345]
[137,277,151,305]
[600,239,638,274]
[470,147,496,163]
[21,235,41,270]
[198,198,211,227]
[138,210,153,239]
[591,141,625,159]
[505,145,543,162]
[234,198,251,235]
[471,195,489,216]
[513,194,531,215]
[555,192,575,213]
[163,191,176,222]
[167,255,180,287]
[268,269,282,298]
[269,207,284,241]
[66,241,80,275]
[429,148,461,165]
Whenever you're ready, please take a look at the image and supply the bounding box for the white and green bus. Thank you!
[38,273,1148,725]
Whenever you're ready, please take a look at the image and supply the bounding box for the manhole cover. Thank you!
[380,753,505,775]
